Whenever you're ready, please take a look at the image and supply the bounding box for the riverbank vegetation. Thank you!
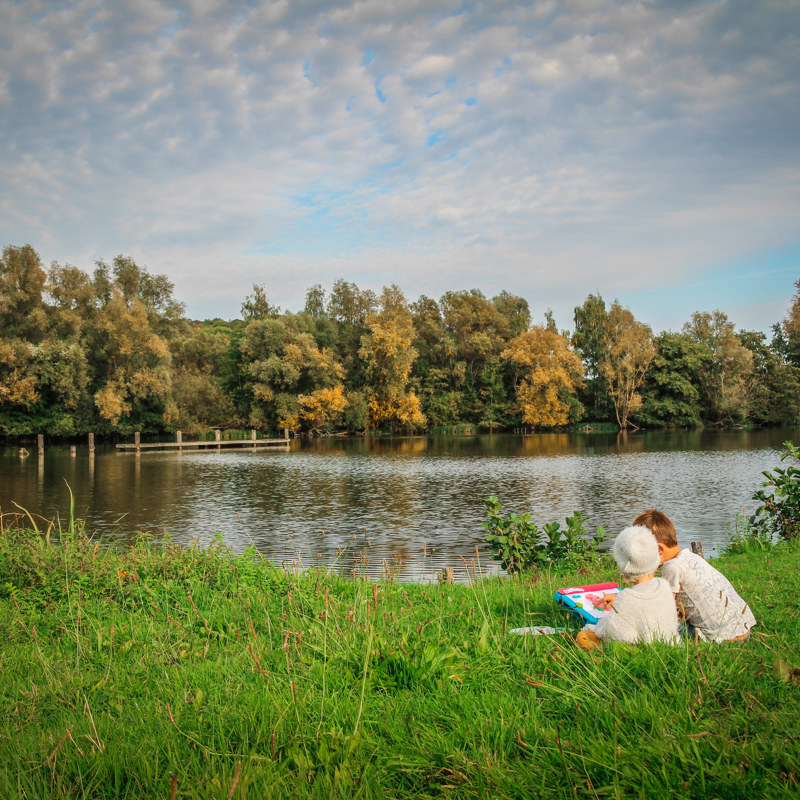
[0,515,798,798]
[2,243,799,439]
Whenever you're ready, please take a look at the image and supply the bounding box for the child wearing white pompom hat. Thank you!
[576,525,679,650]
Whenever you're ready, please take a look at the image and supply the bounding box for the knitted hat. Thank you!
[613,525,660,578]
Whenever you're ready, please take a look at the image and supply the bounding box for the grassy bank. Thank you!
[0,524,798,799]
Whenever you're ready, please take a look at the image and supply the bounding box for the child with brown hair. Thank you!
[633,508,756,643]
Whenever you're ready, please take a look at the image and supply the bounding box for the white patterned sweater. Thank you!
[660,549,756,642]
[592,577,679,645]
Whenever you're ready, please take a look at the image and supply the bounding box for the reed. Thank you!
[0,519,798,798]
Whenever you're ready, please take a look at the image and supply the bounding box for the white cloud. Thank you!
[0,0,798,331]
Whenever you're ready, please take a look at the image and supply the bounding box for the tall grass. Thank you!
[0,519,798,798]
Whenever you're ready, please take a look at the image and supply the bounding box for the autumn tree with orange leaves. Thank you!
[360,285,426,431]
[502,326,584,428]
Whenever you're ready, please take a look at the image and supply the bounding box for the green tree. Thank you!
[241,314,345,432]
[326,279,377,389]
[572,293,612,421]
[439,289,513,424]
[683,311,753,425]
[170,324,239,431]
[241,283,279,321]
[410,295,463,427]
[739,330,800,425]
[492,291,531,339]
[640,332,705,427]
[46,262,95,341]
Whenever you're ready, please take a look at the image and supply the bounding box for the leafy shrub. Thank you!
[750,441,800,541]
[482,495,608,574]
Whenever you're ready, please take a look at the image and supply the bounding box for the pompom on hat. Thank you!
[613,525,660,578]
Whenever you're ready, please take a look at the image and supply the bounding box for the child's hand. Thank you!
[597,593,617,611]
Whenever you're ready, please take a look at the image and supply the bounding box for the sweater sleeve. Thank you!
[593,594,640,645]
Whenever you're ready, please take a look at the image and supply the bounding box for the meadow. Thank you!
[0,517,798,799]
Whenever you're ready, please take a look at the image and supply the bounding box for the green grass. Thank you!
[0,522,799,799]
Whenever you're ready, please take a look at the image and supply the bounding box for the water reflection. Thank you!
[1,428,797,581]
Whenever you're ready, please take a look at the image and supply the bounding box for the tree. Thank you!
[440,290,510,378]
[241,283,279,321]
[572,293,612,420]
[359,285,426,431]
[739,330,800,425]
[0,244,47,342]
[599,302,656,429]
[501,326,584,427]
[96,255,185,336]
[46,262,95,341]
[88,290,174,429]
[640,332,705,427]
[0,339,37,410]
[241,314,345,433]
[298,385,348,433]
[326,279,377,388]
[438,289,514,424]
[683,311,753,425]
[303,284,326,319]
[170,324,239,430]
[782,279,800,369]
[492,291,531,339]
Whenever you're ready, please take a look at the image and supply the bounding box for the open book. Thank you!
[555,582,620,624]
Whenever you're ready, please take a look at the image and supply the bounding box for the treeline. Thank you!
[1,244,799,438]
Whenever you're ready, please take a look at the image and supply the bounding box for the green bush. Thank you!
[750,441,800,540]
[482,495,608,574]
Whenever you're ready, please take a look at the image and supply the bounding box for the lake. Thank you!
[1,427,796,581]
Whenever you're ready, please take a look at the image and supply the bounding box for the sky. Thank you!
[2,0,799,334]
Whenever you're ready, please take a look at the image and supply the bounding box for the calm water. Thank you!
[1,428,796,581]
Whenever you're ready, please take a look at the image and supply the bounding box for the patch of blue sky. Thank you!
[464,97,477,106]
[363,49,374,67]
[427,130,446,147]
[441,144,469,163]
[374,158,408,178]
[494,57,511,77]
[375,78,386,103]
[623,244,800,332]
[446,2,472,19]
[304,60,317,88]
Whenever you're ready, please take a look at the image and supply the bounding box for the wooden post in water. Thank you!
[251,429,257,441]
[176,430,182,446]
[690,541,705,559]
[134,431,141,452]
[88,432,95,453]
[37,434,44,450]
[284,427,289,440]
[215,429,221,442]
[70,445,76,457]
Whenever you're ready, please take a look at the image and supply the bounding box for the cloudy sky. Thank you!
[2,0,799,332]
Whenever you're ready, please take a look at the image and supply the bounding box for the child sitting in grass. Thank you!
[633,508,756,643]
[577,525,679,650]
